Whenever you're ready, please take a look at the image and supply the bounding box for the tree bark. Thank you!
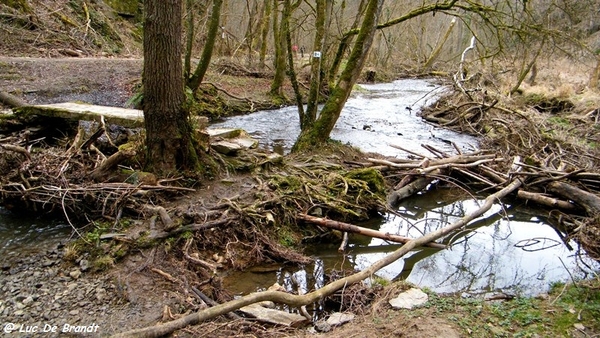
[547,181,600,215]
[183,0,194,80]
[293,0,384,151]
[143,0,199,175]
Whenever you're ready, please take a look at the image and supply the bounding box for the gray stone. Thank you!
[41,260,55,267]
[210,141,243,155]
[79,259,90,272]
[206,128,242,139]
[69,269,82,280]
[230,136,258,149]
[211,140,243,154]
[314,320,332,332]
[22,296,34,305]
[238,303,309,327]
[326,312,355,327]
[389,288,429,310]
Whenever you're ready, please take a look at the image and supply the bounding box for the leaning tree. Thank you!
[293,0,385,151]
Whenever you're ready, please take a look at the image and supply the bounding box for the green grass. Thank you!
[546,116,571,127]
[410,279,600,337]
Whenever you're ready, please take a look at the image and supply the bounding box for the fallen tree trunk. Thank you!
[547,181,600,215]
[516,190,577,211]
[90,148,136,182]
[387,171,440,207]
[297,213,446,249]
[0,91,27,108]
[110,173,523,338]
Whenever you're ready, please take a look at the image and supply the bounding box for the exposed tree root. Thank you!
[110,169,524,338]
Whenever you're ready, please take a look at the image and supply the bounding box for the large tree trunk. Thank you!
[293,0,384,151]
[143,0,198,175]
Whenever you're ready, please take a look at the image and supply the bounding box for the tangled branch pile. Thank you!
[0,0,139,57]
[417,77,600,260]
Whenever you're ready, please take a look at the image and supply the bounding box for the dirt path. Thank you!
[0,57,142,107]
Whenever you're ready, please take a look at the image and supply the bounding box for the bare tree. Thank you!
[187,0,223,93]
[293,0,385,151]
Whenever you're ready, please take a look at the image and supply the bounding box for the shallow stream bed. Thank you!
[1,79,597,299]
[215,79,599,298]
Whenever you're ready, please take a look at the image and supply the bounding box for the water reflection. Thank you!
[346,191,598,296]
[224,189,599,298]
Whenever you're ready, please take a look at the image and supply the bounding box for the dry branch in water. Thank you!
[298,213,446,249]
[110,162,524,338]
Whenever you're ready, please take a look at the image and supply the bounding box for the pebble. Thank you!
[80,259,90,271]
[70,269,82,279]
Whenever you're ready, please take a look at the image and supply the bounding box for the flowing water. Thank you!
[212,79,478,156]
[1,79,598,297]
[0,207,71,262]
[216,79,599,297]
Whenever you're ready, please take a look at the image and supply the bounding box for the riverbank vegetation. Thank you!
[1,0,600,336]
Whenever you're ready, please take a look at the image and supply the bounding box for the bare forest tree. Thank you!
[141,0,600,172]
[187,0,223,93]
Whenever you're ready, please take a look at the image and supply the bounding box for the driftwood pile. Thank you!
[373,143,600,260]
[108,142,600,337]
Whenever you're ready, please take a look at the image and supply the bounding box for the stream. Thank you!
[214,78,599,298]
[1,79,597,298]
